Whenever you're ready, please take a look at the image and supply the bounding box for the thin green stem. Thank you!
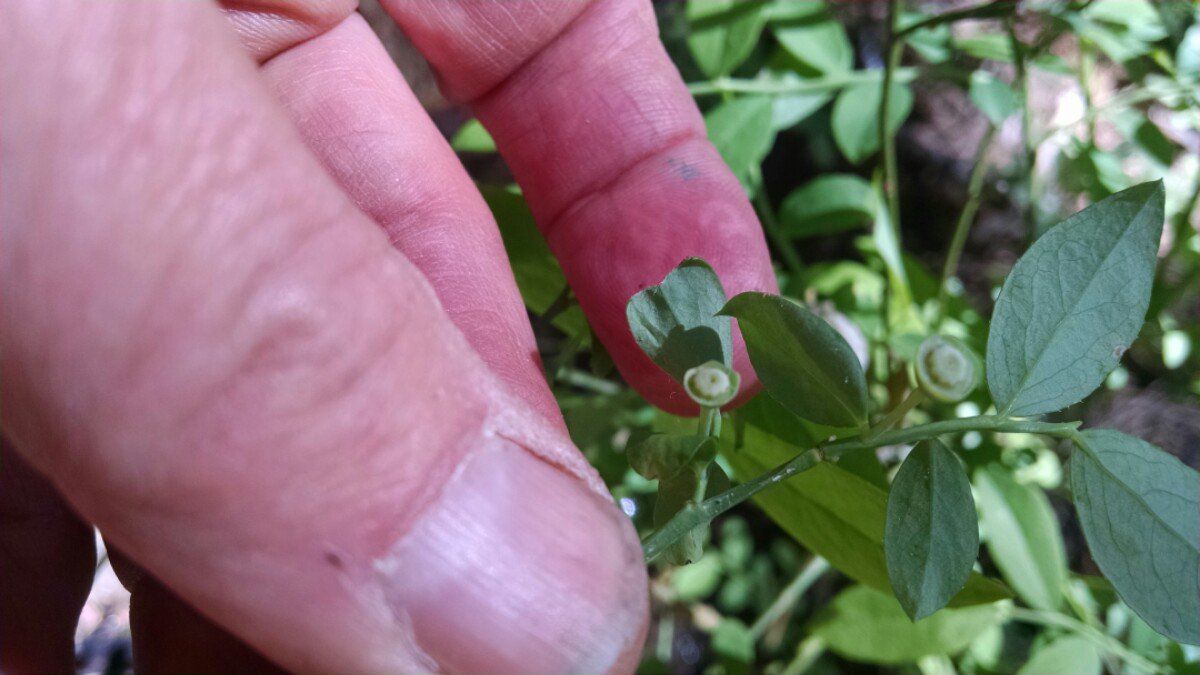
[879,0,903,233]
[687,68,918,97]
[643,416,1081,562]
[750,166,804,277]
[937,123,997,318]
[698,406,722,439]
[1006,17,1036,241]
[894,0,1014,40]
[1078,44,1096,145]
[540,284,574,324]
[867,388,927,440]
[749,556,831,641]
[555,367,620,395]
[1006,607,1164,674]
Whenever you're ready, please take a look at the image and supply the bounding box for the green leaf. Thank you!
[954,33,1013,62]
[986,181,1165,416]
[1068,0,1167,63]
[771,1,853,75]
[1178,24,1200,82]
[449,118,496,153]
[672,551,723,600]
[809,585,1006,665]
[831,81,913,164]
[482,186,590,340]
[720,292,868,428]
[1070,429,1200,645]
[1017,635,1102,675]
[763,51,834,130]
[779,174,877,238]
[686,0,768,77]
[968,70,1018,126]
[900,12,952,64]
[627,258,732,382]
[655,470,705,565]
[885,441,979,621]
[711,618,755,663]
[628,434,716,481]
[871,176,922,333]
[974,465,1066,611]
[705,96,776,181]
[1110,108,1178,169]
[720,402,1010,608]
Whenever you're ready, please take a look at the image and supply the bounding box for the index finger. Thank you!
[381,0,778,414]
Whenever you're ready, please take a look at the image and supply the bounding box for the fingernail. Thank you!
[374,435,648,673]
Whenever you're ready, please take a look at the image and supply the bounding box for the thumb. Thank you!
[0,2,646,672]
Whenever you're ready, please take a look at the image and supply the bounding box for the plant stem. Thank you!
[1078,43,1096,145]
[1006,17,1036,238]
[555,367,620,395]
[540,284,574,324]
[879,0,903,234]
[936,123,997,318]
[698,406,722,439]
[894,0,1014,40]
[867,388,927,440]
[1006,607,1163,674]
[643,416,1081,562]
[750,166,804,277]
[687,68,918,97]
[749,556,831,641]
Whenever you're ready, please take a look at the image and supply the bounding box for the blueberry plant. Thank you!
[459,0,1199,671]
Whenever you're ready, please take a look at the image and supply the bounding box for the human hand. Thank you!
[0,0,775,671]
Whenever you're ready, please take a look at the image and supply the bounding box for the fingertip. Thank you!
[374,435,649,673]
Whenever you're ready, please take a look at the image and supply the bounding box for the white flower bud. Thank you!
[916,335,980,403]
[683,361,740,408]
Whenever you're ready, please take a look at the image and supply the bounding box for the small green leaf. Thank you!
[779,174,877,238]
[482,186,590,341]
[686,0,768,77]
[720,293,868,428]
[809,585,1005,665]
[986,181,1165,416]
[627,258,732,382]
[885,441,979,621]
[763,50,834,130]
[672,551,723,600]
[654,470,705,565]
[968,70,1018,126]
[771,1,853,75]
[1018,635,1102,675]
[628,434,716,481]
[1070,429,1200,645]
[449,118,496,153]
[705,96,776,181]
[831,81,913,164]
[711,618,755,663]
[871,176,922,333]
[1178,24,1200,81]
[954,33,1013,62]
[900,12,952,63]
[974,464,1067,611]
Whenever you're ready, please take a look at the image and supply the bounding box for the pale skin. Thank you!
[0,0,777,671]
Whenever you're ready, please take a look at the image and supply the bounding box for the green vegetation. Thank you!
[460,0,1200,671]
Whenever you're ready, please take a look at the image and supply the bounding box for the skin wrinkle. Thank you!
[263,15,561,423]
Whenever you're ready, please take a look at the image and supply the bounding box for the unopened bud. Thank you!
[683,361,740,408]
[916,335,980,403]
